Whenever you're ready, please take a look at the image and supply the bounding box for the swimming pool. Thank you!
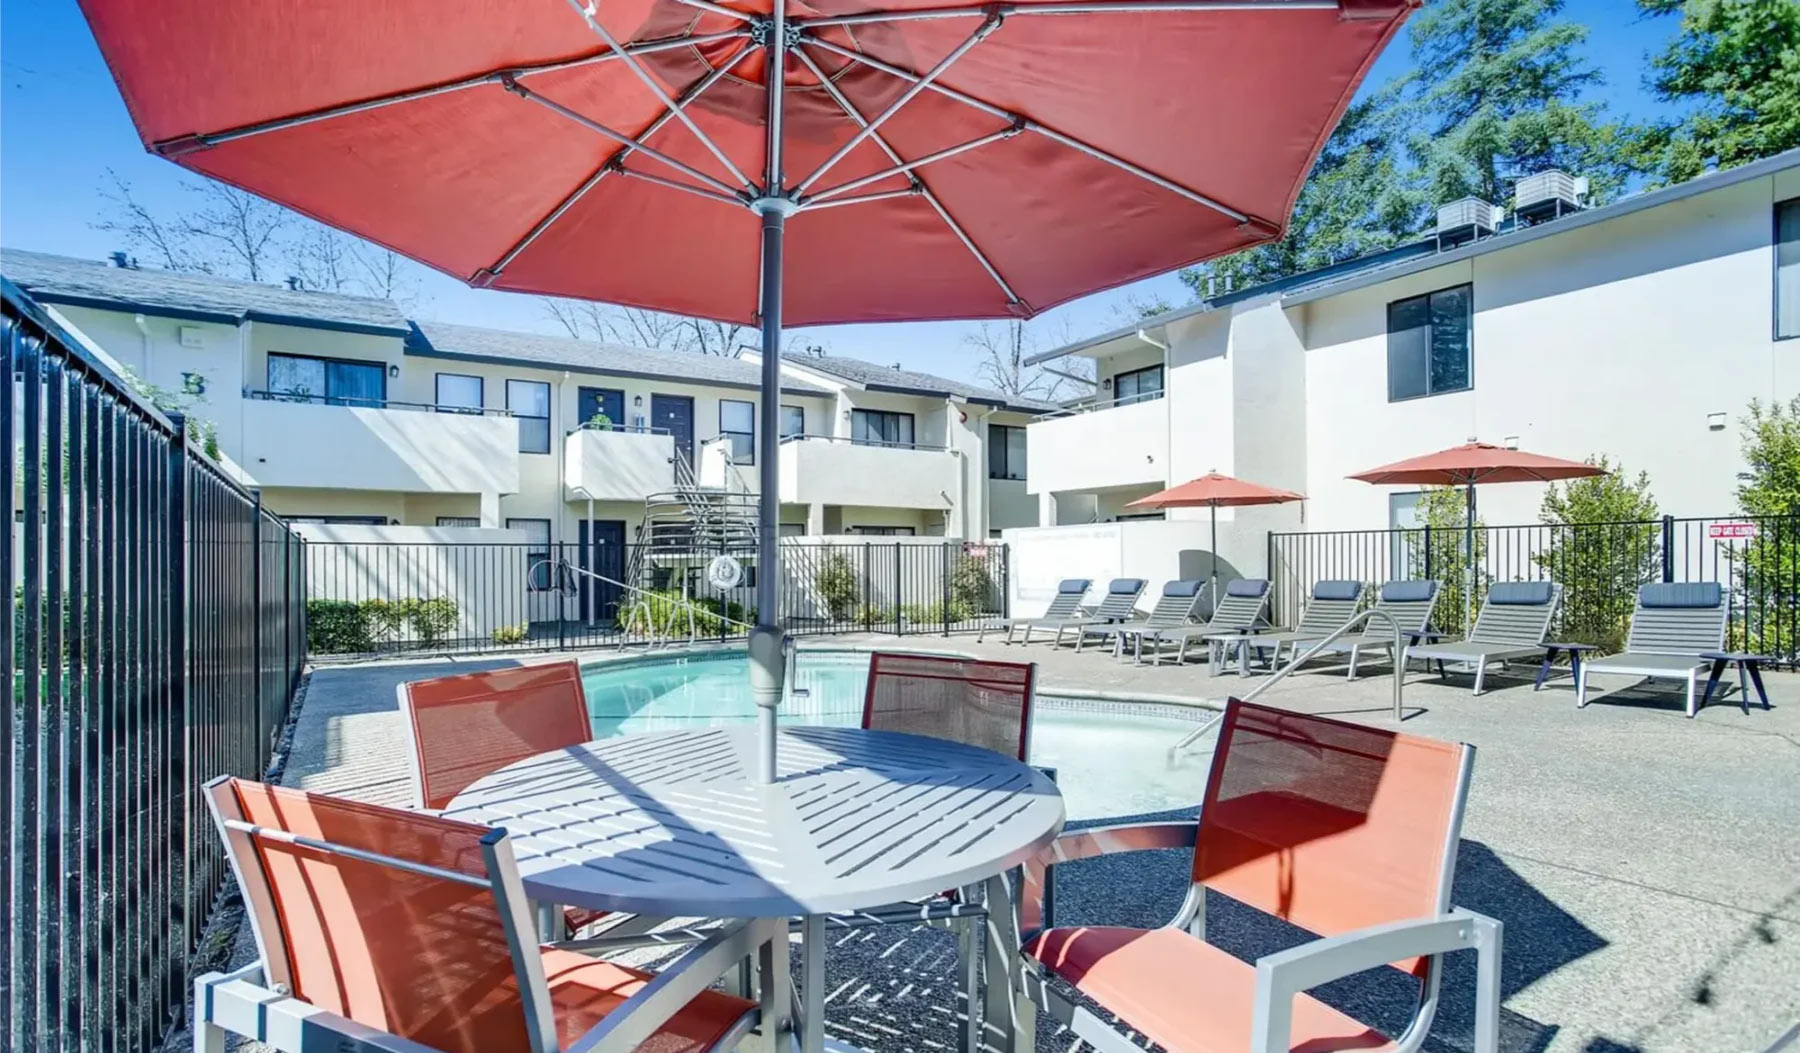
[580,648,1211,820]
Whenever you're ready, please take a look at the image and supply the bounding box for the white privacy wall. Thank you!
[295,524,529,641]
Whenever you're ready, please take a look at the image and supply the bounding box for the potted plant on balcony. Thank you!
[587,411,614,431]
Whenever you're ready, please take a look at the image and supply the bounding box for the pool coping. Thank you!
[574,640,1224,721]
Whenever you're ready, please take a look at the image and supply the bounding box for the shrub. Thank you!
[949,554,994,614]
[816,554,861,620]
[899,600,976,626]
[407,597,459,645]
[857,603,893,626]
[491,623,529,645]
[306,600,374,654]
[619,591,745,637]
[1533,456,1659,652]
[361,598,410,646]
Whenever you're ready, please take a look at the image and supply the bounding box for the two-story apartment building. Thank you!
[1,249,1045,562]
[1012,147,1800,604]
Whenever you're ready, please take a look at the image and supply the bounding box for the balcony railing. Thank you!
[244,389,514,415]
[1031,389,1163,420]
[779,433,952,452]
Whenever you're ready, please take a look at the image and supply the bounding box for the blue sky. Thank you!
[1,0,1679,381]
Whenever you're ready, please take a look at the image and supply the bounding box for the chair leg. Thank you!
[1472,656,1487,696]
[1346,645,1359,681]
[1686,671,1698,718]
[1470,912,1505,1053]
[1576,662,1590,707]
[956,888,981,1053]
[193,975,227,1053]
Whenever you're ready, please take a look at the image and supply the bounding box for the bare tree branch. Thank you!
[541,299,754,355]
[94,169,204,272]
[347,242,422,308]
[291,226,354,292]
[179,182,289,282]
[964,319,1091,402]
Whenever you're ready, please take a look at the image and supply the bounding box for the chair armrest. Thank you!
[563,917,783,1053]
[1022,821,1197,933]
[1250,908,1503,1053]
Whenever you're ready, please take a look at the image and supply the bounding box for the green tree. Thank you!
[1734,396,1800,658]
[1405,486,1488,635]
[1182,91,1424,293]
[1631,0,1800,184]
[1533,456,1660,651]
[1403,0,1639,208]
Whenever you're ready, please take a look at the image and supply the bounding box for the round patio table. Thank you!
[444,723,1065,1053]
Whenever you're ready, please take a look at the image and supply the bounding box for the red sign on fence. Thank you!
[1707,521,1759,540]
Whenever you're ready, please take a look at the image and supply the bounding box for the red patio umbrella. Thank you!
[80,0,1414,779]
[1349,441,1606,626]
[1128,471,1304,601]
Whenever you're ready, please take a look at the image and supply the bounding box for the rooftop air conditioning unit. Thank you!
[1435,197,1503,249]
[1513,169,1588,225]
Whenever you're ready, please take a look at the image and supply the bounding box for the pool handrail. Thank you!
[1168,607,1406,761]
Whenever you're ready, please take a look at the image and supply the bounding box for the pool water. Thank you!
[581,649,1210,820]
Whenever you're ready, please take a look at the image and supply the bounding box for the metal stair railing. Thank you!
[1166,607,1408,762]
[533,557,756,648]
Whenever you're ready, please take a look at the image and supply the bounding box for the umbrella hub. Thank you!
[746,17,805,50]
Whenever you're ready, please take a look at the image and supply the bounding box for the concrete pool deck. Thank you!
[271,636,1800,1053]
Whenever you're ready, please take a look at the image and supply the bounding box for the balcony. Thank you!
[239,393,520,494]
[564,424,676,502]
[1026,394,1166,495]
[778,436,958,511]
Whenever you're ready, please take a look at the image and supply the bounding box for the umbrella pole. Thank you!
[749,199,795,785]
[1210,504,1218,608]
[1464,480,1476,632]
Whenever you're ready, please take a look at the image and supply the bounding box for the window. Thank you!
[1387,284,1472,400]
[781,405,805,438]
[988,424,1027,480]
[507,379,551,453]
[849,525,915,536]
[578,387,625,429]
[267,353,386,406]
[779,522,806,537]
[1113,365,1164,406]
[436,516,480,528]
[1389,491,1426,576]
[1778,198,1800,339]
[850,409,915,448]
[435,373,484,414]
[508,518,553,590]
[720,399,756,463]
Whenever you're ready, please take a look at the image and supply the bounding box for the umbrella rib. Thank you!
[792,15,1003,195]
[790,44,1023,308]
[805,35,1270,229]
[799,124,1023,205]
[670,0,760,21]
[146,30,748,155]
[563,0,757,192]
[503,79,745,199]
[478,49,756,283]
[795,0,1338,28]
[799,186,924,211]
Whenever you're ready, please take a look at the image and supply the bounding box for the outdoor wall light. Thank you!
[1707,412,1727,431]
[388,364,400,378]
[634,395,644,407]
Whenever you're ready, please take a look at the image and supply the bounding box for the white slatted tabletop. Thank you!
[443,724,1066,918]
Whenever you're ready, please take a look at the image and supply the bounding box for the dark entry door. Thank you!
[577,386,625,429]
[651,394,695,467]
[578,519,627,624]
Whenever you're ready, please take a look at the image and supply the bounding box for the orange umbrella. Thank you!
[1129,471,1304,601]
[1349,441,1605,624]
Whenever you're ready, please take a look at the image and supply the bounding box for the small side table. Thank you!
[1699,651,1774,714]
[1209,627,1271,677]
[1534,642,1598,691]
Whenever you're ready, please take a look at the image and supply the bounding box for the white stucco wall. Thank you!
[565,428,675,501]
[1001,519,1249,619]
[778,439,958,511]
[293,523,530,643]
[1027,398,1168,496]
[240,399,520,495]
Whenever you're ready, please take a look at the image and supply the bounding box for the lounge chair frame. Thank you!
[1011,702,1502,1053]
[1407,583,1564,695]
[1127,581,1269,666]
[1576,585,1729,717]
[193,776,782,1053]
[1310,580,1443,681]
[1026,579,1148,648]
[1089,581,1208,660]
[982,578,1092,644]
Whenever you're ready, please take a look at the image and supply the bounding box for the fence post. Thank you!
[1423,524,1433,582]
[894,544,904,636]
[557,541,568,652]
[165,412,191,994]
[1661,515,1675,582]
[250,489,264,755]
[941,542,952,636]
[862,543,872,632]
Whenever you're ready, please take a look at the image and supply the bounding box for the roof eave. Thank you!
[405,345,829,396]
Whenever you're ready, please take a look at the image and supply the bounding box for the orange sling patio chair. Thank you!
[397,659,614,937]
[193,777,784,1053]
[1011,699,1502,1053]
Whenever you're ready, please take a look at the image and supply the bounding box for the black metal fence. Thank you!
[301,538,1010,657]
[1269,514,1799,663]
[2,280,309,1050]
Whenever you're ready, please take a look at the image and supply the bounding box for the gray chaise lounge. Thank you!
[1577,582,1728,717]
[1407,581,1563,695]
[1093,579,1207,660]
[1311,579,1443,679]
[1036,578,1148,648]
[984,577,1091,644]
[1131,578,1271,667]
[1240,579,1365,669]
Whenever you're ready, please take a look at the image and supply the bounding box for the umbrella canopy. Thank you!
[1128,471,1304,600]
[1349,442,1606,630]
[81,0,1415,778]
[1348,442,1607,487]
[1128,471,1305,509]
[79,0,1413,325]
